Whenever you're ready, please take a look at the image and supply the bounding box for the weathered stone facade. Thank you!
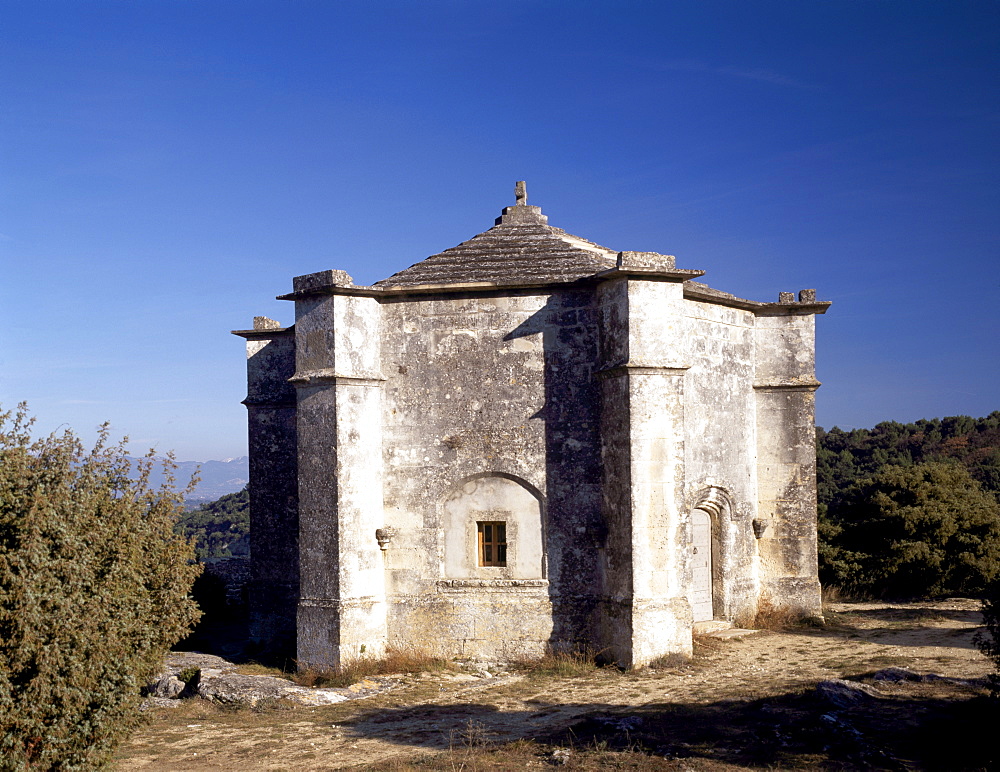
[234,184,830,668]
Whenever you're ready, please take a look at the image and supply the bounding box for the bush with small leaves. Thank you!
[0,404,201,769]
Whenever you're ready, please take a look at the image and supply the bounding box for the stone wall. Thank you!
[379,289,605,659]
[681,299,761,624]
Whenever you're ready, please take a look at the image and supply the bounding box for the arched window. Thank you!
[441,474,544,579]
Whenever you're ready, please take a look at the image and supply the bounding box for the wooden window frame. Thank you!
[477,521,507,567]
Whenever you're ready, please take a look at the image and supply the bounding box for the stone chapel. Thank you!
[234,183,830,669]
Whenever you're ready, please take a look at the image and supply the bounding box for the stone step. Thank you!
[692,620,732,635]
[693,620,760,640]
[707,628,760,640]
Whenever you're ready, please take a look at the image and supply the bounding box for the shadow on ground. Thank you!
[336,679,997,771]
[839,606,982,625]
[818,605,983,650]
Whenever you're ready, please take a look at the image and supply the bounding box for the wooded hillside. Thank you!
[176,487,249,559]
[818,412,1000,508]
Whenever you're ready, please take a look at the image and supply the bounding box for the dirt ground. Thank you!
[115,598,998,770]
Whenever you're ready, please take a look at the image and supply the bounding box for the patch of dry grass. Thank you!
[821,583,876,604]
[294,647,452,688]
[237,647,452,688]
[234,662,288,678]
[510,645,610,678]
[646,651,691,670]
[738,597,816,631]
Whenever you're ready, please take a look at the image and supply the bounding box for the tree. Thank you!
[821,462,1000,597]
[0,404,201,769]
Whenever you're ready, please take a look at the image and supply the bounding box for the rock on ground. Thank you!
[143,651,396,709]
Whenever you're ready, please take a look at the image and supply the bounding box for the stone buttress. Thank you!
[287,270,388,669]
[752,291,826,618]
[233,318,298,658]
[595,253,702,666]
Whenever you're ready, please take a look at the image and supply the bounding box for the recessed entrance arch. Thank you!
[689,486,736,623]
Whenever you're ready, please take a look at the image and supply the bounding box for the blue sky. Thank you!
[1,1,997,461]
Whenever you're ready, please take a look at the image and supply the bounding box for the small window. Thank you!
[477,521,507,567]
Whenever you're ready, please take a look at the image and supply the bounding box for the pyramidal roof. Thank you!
[374,183,619,288]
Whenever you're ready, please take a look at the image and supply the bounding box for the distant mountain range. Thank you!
[127,456,249,503]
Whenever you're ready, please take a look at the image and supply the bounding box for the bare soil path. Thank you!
[116,598,995,770]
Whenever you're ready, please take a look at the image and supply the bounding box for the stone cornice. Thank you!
[684,285,832,316]
[753,379,821,392]
[274,270,830,319]
[592,267,705,283]
[277,278,594,301]
[232,326,294,339]
[435,579,549,593]
[298,597,341,609]
[241,397,297,408]
[289,369,387,387]
[683,286,764,311]
[754,302,832,317]
[298,596,384,610]
[277,268,703,301]
[278,284,384,300]
[596,364,691,380]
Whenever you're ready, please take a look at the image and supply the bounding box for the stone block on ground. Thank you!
[816,679,883,708]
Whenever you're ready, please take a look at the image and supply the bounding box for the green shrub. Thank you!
[0,404,201,769]
[176,667,200,686]
[821,462,1000,597]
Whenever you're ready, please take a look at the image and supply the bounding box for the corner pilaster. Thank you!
[234,319,298,660]
[753,306,824,618]
[290,276,387,669]
[597,275,692,667]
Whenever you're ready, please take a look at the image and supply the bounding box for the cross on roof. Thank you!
[515,180,527,206]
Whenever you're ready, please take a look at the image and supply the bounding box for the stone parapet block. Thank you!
[293,269,354,293]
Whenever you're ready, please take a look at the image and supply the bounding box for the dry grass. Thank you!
[821,583,845,603]
[821,583,873,604]
[294,647,452,688]
[646,651,691,670]
[510,645,610,678]
[741,597,809,631]
[236,647,451,688]
[234,662,287,678]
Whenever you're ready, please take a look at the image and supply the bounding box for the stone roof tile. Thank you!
[374,200,618,288]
